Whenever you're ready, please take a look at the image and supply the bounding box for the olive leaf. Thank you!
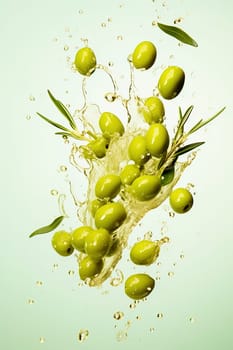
[29,216,64,238]
[37,112,71,132]
[161,165,175,186]
[47,90,77,130]
[157,22,198,47]
[174,105,194,141]
[174,142,205,157]
[188,107,226,134]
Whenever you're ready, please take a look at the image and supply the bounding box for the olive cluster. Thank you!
[51,41,194,300]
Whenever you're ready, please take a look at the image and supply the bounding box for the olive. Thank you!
[158,66,185,100]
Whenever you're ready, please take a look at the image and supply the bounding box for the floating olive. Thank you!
[128,135,150,165]
[146,123,170,157]
[158,66,185,100]
[169,187,193,214]
[132,41,157,70]
[130,240,160,265]
[95,174,121,200]
[79,256,103,280]
[91,199,105,217]
[84,228,111,260]
[86,136,108,158]
[51,231,74,257]
[142,96,165,124]
[95,202,126,231]
[131,175,161,201]
[99,112,124,138]
[125,273,155,300]
[71,226,94,253]
[74,47,97,76]
[120,164,140,185]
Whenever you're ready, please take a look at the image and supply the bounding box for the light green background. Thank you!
[1,0,233,349]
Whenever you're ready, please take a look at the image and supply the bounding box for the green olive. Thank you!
[169,187,193,214]
[84,228,111,260]
[145,123,169,157]
[95,174,121,200]
[128,135,150,165]
[86,136,108,158]
[132,41,157,70]
[99,112,124,139]
[79,255,103,280]
[142,96,165,124]
[74,47,97,76]
[131,175,161,201]
[51,231,74,257]
[120,164,140,185]
[130,240,160,265]
[158,66,185,100]
[90,199,105,217]
[95,202,126,231]
[106,238,119,257]
[71,226,94,253]
[125,273,155,300]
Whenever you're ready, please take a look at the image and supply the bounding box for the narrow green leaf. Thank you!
[47,90,77,129]
[161,165,175,186]
[174,105,194,141]
[157,22,198,47]
[29,216,64,238]
[174,142,205,157]
[188,107,226,134]
[37,112,70,132]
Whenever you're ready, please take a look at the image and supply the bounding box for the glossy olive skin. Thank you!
[84,228,111,260]
[74,47,96,76]
[131,175,161,201]
[71,226,94,253]
[125,273,155,300]
[95,174,121,200]
[95,202,127,231]
[142,96,165,124]
[120,164,140,185]
[130,240,160,265]
[146,123,170,157]
[169,188,193,213]
[91,199,105,217]
[158,66,185,100]
[132,41,157,70]
[87,136,108,158]
[128,135,150,165]
[51,231,74,256]
[79,256,103,280]
[99,112,124,139]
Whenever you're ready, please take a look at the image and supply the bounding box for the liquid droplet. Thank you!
[173,17,183,24]
[52,263,59,270]
[180,253,185,259]
[189,317,195,323]
[129,302,136,310]
[26,114,31,120]
[149,327,155,333]
[168,271,174,277]
[116,330,128,342]
[117,35,123,41]
[101,22,106,28]
[108,61,114,67]
[29,95,35,101]
[50,189,58,196]
[110,269,124,287]
[144,230,153,240]
[169,211,175,218]
[59,165,67,172]
[78,9,84,15]
[27,299,35,304]
[68,270,75,276]
[152,20,157,26]
[156,313,164,319]
[39,337,45,343]
[136,315,141,320]
[105,92,117,102]
[159,236,170,244]
[78,329,89,343]
[113,311,124,320]
[64,45,69,51]
[36,281,43,286]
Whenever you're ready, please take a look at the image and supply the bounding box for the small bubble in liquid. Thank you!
[77,329,89,343]
[39,337,45,343]
[110,269,124,287]
[189,317,195,323]
[180,253,185,259]
[68,270,75,276]
[107,17,112,22]
[155,276,161,281]
[64,45,69,51]
[36,281,43,286]
[129,302,136,310]
[169,211,175,218]
[156,313,164,319]
[168,271,174,277]
[108,61,114,67]
[26,114,31,120]
[113,311,124,320]
[50,189,58,196]
[29,95,35,101]
[27,299,35,304]
[101,22,107,28]
[152,20,157,26]
[117,35,123,41]
[60,165,67,172]
[149,327,155,333]
[136,315,141,320]
[52,263,59,270]
[105,92,117,102]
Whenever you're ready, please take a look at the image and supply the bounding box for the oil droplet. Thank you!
[26,114,31,120]
[116,330,128,342]
[144,230,153,240]
[159,236,170,244]
[52,263,59,270]
[107,17,112,22]
[78,9,84,15]
[155,276,160,281]
[117,35,123,41]
[180,253,185,259]
[29,95,35,101]
[156,313,163,319]
[53,37,59,42]
[27,299,35,304]
[169,211,175,218]
[152,20,157,26]
[78,329,89,343]
[50,189,58,196]
[110,269,124,287]
[136,315,141,320]
[105,92,117,102]
[101,22,107,28]
[169,54,174,59]
[39,337,45,343]
[63,135,70,144]
[36,281,43,286]
[113,311,124,320]
[157,261,161,266]
[189,317,195,323]
[149,327,155,333]
[68,270,75,276]
[129,302,136,310]
[64,45,69,51]
[173,17,183,24]
[60,165,67,172]
[108,61,114,67]
[168,271,174,277]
